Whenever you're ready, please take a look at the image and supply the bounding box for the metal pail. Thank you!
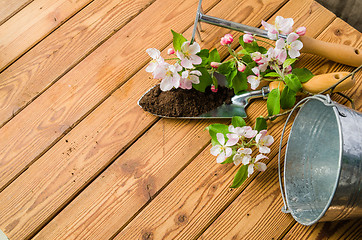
[278,95,362,226]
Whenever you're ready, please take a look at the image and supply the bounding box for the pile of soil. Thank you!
[138,85,235,117]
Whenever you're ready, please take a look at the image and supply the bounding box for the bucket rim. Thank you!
[283,96,343,226]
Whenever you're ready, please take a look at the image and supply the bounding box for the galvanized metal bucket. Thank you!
[278,94,362,226]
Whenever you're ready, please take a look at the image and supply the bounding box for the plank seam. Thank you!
[109,136,213,239]
[0,0,222,191]
[0,0,158,129]
[0,0,96,73]
[26,117,160,239]
[0,0,35,26]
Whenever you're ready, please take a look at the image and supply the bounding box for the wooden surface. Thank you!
[0,0,361,239]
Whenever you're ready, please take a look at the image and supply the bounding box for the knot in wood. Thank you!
[142,232,153,240]
[334,29,342,36]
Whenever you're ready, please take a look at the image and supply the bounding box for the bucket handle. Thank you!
[278,94,335,214]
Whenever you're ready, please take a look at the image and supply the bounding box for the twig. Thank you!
[265,104,304,121]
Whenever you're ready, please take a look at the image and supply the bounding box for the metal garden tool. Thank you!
[191,0,362,67]
[138,72,354,119]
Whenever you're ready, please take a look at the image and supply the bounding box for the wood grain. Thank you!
[0,0,216,192]
[201,17,362,240]
[0,0,93,71]
[0,0,155,128]
[15,2,290,238]
[0,0,223,239]
[0,0,33,25]
[114,113,293,240]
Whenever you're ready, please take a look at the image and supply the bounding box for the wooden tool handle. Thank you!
[300,36,362,67]
[269,72,354,93]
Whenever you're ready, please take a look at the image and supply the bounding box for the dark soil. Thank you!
[138,85,235,117]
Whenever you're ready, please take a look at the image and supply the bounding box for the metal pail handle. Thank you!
[278,94,336,214]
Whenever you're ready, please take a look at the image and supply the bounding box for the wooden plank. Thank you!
[0,0,93,71]
[0,0,223,238]
[117,3,361,239]
[0,0,216,192]
[0,0,155,128]
[283,219,362,239]
[31,0,291,238]
[0,0,33,25]
[200,18,362,240]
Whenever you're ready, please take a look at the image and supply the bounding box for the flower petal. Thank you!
[225,147,232,158]
[259,146,270,154]
[255,162,267,172]
[228,125,236,133]
[216,133,225,145]
[242,155,251,165]
[146,48,160,59]
[255,154,268,162]
[188,42,201,54]
[190,70,202,76]
[190,55,202,65]
[233,155,242,166]
[210,145,221,156]
[287,32,299,43]
[248,164,254,177]
[264,135,274,146]
[275,38,285,49]
[251,67,260,76]
[181,58,194,69]
[288,49,300,59]
[225,135,239,146]
[291,40,303,50]
[216,152,226,163]
[160,76,174,91]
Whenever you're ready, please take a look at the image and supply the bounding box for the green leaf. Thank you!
[280,86,296,109]
[284,74,302,92]
[267,88,281,117]
[209,48,220,62]
[197,49,210,67]
[217,61,234,75]
[232,71,248,94]
[292,68,314,83]
[264,72,280,78]
[232,116,246,127]
[193,67,212,92]
[197,49,209,58]
[238,49,249,55]
[259,46,268,54]
[226,68,237,87]
[254,117,267,131]
[206,124,229,145]
[230,165,248,188]
[171,30,187,51]
[283,58,297,69]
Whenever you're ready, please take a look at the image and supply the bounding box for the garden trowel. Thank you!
[138,72,354,119]
[191,0,362,67]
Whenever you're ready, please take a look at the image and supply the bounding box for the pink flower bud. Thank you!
[238,62,246,72]
[210,62,221,68]
[285,65,292,74]
[220,34,233,46]
[243,33,254,43]
[296,26,306,36]
[211,85,218,92]
[167,48,175,55]
[251,52,262,63]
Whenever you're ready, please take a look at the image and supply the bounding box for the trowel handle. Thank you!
[300,36,362,67]
[269,72,354,94]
